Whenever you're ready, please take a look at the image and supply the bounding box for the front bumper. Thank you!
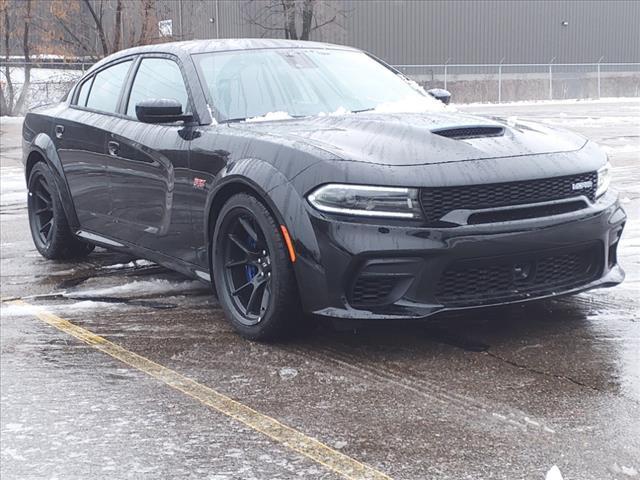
[294,190,626,320]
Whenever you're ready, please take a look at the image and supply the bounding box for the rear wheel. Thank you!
[212,193,302,341]
[27,162,94,259]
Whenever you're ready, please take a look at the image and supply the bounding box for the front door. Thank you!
[104,56,198,263]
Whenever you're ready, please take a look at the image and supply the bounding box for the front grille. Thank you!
[467,200,587,224]
[351,275,398,307]
[420,172,597,223]
[435,243,602,307]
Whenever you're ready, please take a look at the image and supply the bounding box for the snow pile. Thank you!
[0,300,118,317]
[0,303,41,317]
[0,116,25,125]
[64,300,122,310]
[546,465,564,480]
[242,92,449,121]
[101,259,156,270]
[65,279,205,299]
[278,367,299,380]
[0,167,27,208]
[405,77,429,94]
[505,116,519,127]
[245,111,293,123]
[317,106,350,117]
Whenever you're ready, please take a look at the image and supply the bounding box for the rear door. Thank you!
[55,59,134,234]
[103,55,198,263]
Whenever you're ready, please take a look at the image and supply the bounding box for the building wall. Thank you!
[158,0,640,65]
[340,0,640,64]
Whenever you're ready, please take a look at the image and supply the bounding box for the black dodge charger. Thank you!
[22,39,626,340]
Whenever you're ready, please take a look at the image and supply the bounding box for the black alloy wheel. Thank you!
[27,162,94,259]
[28,170,55,248]
[212,193,303,341]
[222,211,272,325]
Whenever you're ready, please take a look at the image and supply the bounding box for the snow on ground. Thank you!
[544,116,639,126]
[0,300,120,317]
[0,167,27,209]
[463,97,640,107]
[0,116,25,125]
[1,68,81,113]
[603,144,640,154]
[101,259,156,270]
[1,67,82,85]
[65,279,206,299]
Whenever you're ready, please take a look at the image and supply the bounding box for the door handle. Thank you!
[54,124,64,139]
[107,141,120,156]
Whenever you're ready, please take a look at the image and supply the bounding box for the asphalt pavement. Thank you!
[1,99,639,480]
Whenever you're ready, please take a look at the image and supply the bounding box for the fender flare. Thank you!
[204,158,323,309]
[204,157,321,261]
[27,133,80,229]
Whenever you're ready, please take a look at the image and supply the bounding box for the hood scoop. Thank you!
[431,125,505,140]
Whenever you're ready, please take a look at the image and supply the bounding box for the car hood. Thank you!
[230,112,587,166]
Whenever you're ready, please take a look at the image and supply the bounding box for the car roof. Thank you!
[88,38,359,73]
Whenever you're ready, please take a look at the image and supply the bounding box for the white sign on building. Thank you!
[158,19,173,37]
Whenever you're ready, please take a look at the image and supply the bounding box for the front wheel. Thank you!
[27,162,94,259]
[212,193,303,341]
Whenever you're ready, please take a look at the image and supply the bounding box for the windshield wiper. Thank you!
[221,114,308,124]
[220,117,247,124]
[351,107,375,114]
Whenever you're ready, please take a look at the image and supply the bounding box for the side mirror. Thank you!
[136,98,193,124]
[427,88,452,105]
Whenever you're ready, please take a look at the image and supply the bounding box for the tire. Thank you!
[27,162,95,260]
[212,193,303,341]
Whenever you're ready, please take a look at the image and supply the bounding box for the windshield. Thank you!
[193,48,443,122]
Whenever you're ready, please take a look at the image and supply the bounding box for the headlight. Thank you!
[596,161,611,198]
[307,184,422,219]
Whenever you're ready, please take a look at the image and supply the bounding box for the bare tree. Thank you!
[46,0,165,60]
[244,0,349,40]
[0,0,168,115]
[0,0,33,116]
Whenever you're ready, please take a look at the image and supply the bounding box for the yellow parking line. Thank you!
[6,300,392,480]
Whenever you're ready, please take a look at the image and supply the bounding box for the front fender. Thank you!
[205,157,326,311]
[205,157,322,261]
[28,133,80,229]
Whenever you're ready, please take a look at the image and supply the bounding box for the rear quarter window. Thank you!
[85,60,133,114]
[75,77,93,107]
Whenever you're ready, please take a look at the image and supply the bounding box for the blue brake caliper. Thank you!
[244,235,258,282]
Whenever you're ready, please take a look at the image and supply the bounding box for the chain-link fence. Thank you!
[1,61,639,115]
[0,61,91,115]
[396,63,640,103]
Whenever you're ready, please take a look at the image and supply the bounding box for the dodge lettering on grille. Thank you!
[572,180,593,191]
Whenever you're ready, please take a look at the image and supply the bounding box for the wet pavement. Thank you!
[1,99,639,480]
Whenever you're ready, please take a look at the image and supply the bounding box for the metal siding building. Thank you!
[339,0,640,64]
[158,0,640,65]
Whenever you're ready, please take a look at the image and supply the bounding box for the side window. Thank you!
[126,58,189,118]
[75,77,93,107]
[85,60,133,114]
